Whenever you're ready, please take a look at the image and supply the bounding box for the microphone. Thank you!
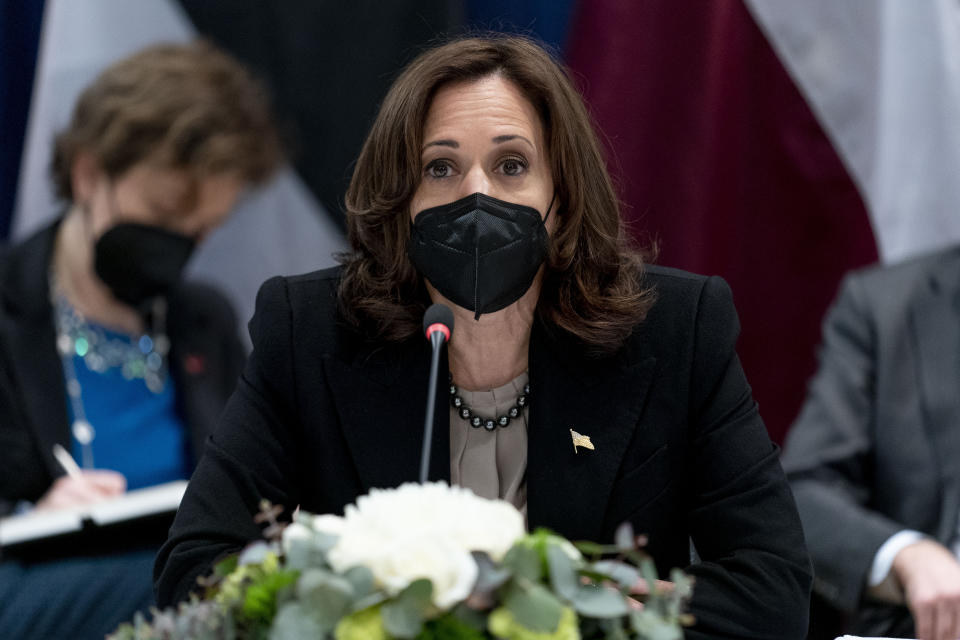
[420,303,454,483]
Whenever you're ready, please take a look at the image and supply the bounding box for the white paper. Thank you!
[0,480,187,546]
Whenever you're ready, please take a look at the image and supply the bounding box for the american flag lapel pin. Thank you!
[570,429,595,454]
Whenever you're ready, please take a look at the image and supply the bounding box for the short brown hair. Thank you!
[340,34,654,354]
[52,40,281,200]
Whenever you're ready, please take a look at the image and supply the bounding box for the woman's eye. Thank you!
[500,157,527,176]
[425,160,452,179]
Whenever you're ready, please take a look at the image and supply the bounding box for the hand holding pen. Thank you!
[33,444,126,512]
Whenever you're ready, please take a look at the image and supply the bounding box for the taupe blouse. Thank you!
[449,371,529,514]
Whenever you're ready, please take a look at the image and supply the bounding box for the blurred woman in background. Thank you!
[0,41,280,639]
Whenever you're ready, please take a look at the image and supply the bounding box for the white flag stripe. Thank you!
[745,0,960,264]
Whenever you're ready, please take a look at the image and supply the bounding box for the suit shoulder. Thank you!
[642,263,709,286]
[641,264,733,317]
[251,267,342,319]
[252,266,358,356]
[281,266,343,319]
[631,264,738,350]
[851,246,959,287]
[843,245,960,308]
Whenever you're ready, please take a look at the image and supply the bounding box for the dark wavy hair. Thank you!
[339,34,654,354]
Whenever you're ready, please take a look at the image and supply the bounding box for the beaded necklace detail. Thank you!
[449,374,529,431]
[50,271,170,467]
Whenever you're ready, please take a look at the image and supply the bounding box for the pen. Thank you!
[52,443,82,478]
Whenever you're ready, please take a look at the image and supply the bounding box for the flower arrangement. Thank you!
[111,482,692,640]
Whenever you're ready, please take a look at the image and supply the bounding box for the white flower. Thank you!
[311,513,346,536]
[370,532,478,609]
[311,482,525,609]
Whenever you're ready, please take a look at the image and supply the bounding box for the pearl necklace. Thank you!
[448,375,529,431]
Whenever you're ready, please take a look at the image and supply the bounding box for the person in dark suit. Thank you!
[782,247,960,640]
[0,41,280,639]
[155,35,812,638]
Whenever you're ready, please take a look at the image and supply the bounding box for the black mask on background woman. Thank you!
[93,223,196,308]
[408,192,553,319]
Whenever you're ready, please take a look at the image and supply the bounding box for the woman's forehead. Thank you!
[423,76,544,148]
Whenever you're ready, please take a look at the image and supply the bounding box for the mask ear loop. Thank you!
[79,198,97,246]
[80,179,123,246]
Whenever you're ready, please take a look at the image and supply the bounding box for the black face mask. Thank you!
[408,192,552,319]
[93,223,196,308]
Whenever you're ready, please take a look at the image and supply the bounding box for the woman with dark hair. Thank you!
[0,41,280,638]
[156,35,811,638]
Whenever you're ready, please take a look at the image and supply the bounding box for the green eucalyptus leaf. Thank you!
[669,569,694,599]
[285,528,339,570]
[450,602,487,630]
[545,544,579,600]
[269,602,326,640]
[640,558,659,590]
[351,591,389,613]
[591,560,640,591]
[631,610,684,640]
[503,581,564,632]
[597,616,630,640]
[578,568,613,584]
[344,565,375,599]
[381,579,433,639]
[295,568,354,630]
[418,612,488,640]
[213,555,239,578]
[312,530,340,554]
[471,551,512,593]
[502,544,543,582]
[569,584,630,618]
[282,536,312,571]
[623,548,652,567]
[242,569,299,626]
[573,541,613,557]
[238,541,272,566]
[399,578,434,609]
[381,601,422,638]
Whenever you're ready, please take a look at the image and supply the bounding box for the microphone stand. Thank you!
[420,330,445,483]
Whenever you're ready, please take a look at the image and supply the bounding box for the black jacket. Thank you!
[156,265,812,639]
[0,220,245,518]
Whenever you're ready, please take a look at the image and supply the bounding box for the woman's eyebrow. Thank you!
[423,138,459,150]
[492,134,533,147]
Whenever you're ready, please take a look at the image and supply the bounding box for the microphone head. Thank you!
[423,303,454,342]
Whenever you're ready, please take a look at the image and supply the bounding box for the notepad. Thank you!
[0,480,187,547]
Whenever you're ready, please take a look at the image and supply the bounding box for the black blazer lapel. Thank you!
[526,320,656,542]
[322,338,452,492]
[908,251,960,541]
[0,221,71,480]
[5,315,69,480]
[166,283,246,466]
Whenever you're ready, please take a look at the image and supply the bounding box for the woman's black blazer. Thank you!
[156,265,812,639]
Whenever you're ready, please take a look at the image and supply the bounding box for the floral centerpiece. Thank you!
[111,482,692,640]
